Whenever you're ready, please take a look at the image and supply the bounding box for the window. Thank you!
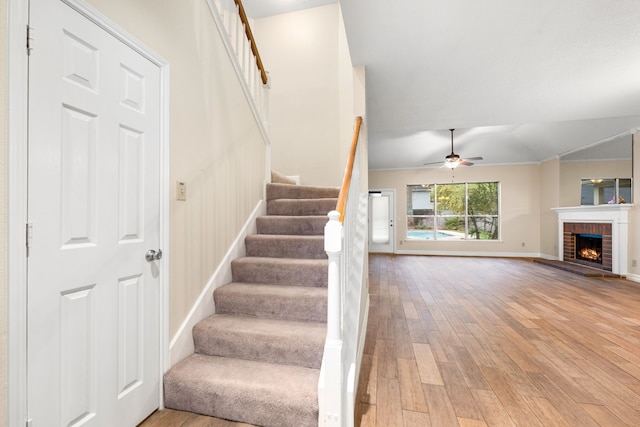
[406,182,499,240]
[580,178,632,205]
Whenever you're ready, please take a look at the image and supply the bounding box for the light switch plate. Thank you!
[176,181,187,201]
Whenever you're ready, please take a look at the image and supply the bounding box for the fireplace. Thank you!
[562,223,611,271]
[575,233,603,265]
[553,205,631,276]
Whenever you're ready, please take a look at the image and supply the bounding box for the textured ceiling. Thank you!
[245,0,640,170]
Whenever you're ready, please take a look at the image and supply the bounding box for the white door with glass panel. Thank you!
[27,0,163,425]
[368,190,395,253]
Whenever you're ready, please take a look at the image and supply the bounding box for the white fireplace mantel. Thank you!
[552,204,632,275]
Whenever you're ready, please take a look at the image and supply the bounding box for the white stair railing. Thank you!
[206,0,270,141]
[319,117,368,426]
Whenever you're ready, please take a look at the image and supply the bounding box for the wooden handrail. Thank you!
[336,116,363,223]
[233,0,268,85]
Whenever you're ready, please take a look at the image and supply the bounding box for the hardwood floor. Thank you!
[357,254,640,426]
[143,255,640,426]
[138,408,255,426]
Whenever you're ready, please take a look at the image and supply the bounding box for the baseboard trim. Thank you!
[626,272,640,284]
[169,199,266,365]
[394,249,544,258]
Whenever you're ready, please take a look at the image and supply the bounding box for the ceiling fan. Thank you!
[424,129,483,169]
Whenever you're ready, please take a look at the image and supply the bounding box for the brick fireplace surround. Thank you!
[552,205,631,276]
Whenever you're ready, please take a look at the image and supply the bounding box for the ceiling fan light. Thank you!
[445,159,459,169]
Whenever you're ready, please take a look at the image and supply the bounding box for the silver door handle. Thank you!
[145,249,163,262]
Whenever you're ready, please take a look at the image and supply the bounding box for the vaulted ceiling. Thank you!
[244,0,640,170]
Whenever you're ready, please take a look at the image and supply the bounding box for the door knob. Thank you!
[145,249,163,262]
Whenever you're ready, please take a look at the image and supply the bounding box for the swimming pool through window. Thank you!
[406,182,500,240]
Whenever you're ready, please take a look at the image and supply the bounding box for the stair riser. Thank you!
[256,216,327,235]
[267,199,337,216]
[245,236,326,259]
[165,383,318,427]
[164,355,319,427]
[215,292,327,323]
[267,183,339,200]
[232,259,328,287]
[193,324,324,369]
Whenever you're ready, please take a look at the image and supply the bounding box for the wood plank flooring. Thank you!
[357,254,640,426]
[143,254,640,426]
[138,408,255,426]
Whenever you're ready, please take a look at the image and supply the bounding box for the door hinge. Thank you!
[26,25,34,55]
[26,222,33,256]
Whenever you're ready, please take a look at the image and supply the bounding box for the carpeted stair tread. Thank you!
[232,257,328,287]
[164,353,319,427]
[245,234,326,259]
[267,198,338,216]
[194,314,326,369]
[256,215,327,235]
[214,283,327,323]
[267,182,339,200]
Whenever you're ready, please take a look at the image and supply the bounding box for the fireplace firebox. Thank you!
[575,233,603,264]
[561,222,612,271]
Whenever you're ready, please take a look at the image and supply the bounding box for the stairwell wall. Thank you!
[254,4,360,188]
[83,0,268,338]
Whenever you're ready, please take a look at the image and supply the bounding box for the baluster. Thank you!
[253,68,262,105]
[238,28,247,82]
[244,39,253,84]
[222,0,231,34]
[233,2,241,54]
[255,80,262,114]
[216,0,224,23]
[262,83,270,131]
[231,9,238,55]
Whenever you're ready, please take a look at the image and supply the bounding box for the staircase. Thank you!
[164,182,340,427]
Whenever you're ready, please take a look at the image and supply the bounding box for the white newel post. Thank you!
[320,210,344,426]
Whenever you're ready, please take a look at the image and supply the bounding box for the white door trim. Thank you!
[7,1,30,426]
[7,1,171,425]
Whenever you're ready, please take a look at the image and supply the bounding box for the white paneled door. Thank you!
[27,1,162,426]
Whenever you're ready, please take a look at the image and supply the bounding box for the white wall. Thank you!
[539,158,560,258]
[369,164,542,256]
[559,159,632,206]
[255,4,357,187]
[0,0,8,423]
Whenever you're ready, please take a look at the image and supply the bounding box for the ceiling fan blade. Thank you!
[463,156,483,161]
[459,160,474,166]
[423,161,444,166]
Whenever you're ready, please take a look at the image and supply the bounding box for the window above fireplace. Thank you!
[580,178,632,205]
